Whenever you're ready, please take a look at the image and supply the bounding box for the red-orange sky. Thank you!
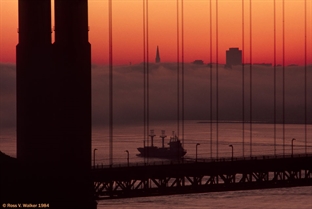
[0,0,311,65]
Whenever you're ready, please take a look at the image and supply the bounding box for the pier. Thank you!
[92,154,312,198]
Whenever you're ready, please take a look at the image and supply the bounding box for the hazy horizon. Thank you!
[1,62,311,131]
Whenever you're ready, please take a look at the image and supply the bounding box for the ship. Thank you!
[137,130,187,159]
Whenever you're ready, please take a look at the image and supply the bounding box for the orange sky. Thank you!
[0,0,311,65]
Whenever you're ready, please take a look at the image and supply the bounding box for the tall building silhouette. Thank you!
[226,47,242,66]
[16,0,95,208]
[155,46,161,63]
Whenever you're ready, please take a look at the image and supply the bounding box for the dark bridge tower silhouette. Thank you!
[53,0,91,171]
[16,0,53,164]
[16,0,95,207]
[53,0,93,207]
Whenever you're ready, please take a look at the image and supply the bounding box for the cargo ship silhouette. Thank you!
[137,130,187,159]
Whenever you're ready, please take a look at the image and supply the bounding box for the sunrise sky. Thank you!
[0,0,311,65]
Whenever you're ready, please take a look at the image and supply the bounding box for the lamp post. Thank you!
[291,138,296,157]
[125,150,129,166]
[229,145,233,161]
[93,148,97,168]
[196,143,200,162]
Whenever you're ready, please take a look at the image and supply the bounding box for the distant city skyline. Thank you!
[226,48,242,66]
[0,1,311,65]
[155,46,160,63]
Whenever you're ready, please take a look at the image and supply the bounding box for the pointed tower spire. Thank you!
[155,46,161,63]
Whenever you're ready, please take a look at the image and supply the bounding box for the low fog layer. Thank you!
[1,63,311,130]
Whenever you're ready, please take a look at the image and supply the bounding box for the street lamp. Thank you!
[291,138,296,157]
[125,150,129,166]
[229,145,234,161]
[93,148,97,168]
[196,143,200,162]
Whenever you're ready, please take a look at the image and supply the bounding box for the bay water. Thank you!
[1,120,311,208]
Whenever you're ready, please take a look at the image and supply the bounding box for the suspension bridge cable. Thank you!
[182,0,185,147]
[146,0,150,161]
[273,0,277,156]
[216,0,219,159]
[304,0,307,154]
[143,0,146,162]
[249,0,253,157]
[177,0,180,138]
[242,0,245,158]
[282,0,285,157]
[108,0,113,166]
[209,0,213,159]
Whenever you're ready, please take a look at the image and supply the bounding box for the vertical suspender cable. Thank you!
[304,0,307,154]
[282,0,285,157]
[142,0,150,162]
[177,0,180,138]
[146,0,150,160]
[273,0,277,156]
[210,0,213,159]
[216,0,219,159]
[249,0,252,157]
[108,0,113,166]
[143,0,146,162]
[242,0,245,158]
[182,0,185,147]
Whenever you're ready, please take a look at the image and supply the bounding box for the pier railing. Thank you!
[91,153,312,169]
[91,153,312,198]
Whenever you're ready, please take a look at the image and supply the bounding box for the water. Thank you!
[1,121,311,208]
[98,187,312,209]
[91,121,312,165]
[91,121,311,208]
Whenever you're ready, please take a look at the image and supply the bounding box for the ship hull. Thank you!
[137,147,186,159]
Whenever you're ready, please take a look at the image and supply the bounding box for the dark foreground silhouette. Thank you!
[0,151,96,208]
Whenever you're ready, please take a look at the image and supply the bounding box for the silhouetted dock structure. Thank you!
[92,154,312,198]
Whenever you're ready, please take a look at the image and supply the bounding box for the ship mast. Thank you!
[149,130,156,147]
[160,130,167,148]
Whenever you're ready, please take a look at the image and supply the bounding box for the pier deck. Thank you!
[92,154,312,198]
